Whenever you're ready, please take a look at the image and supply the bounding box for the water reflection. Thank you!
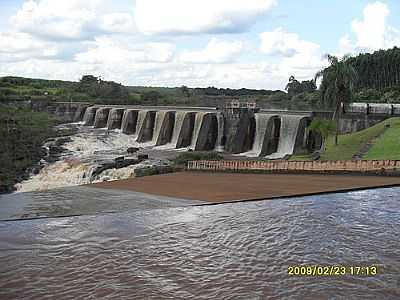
[0,188,399,299]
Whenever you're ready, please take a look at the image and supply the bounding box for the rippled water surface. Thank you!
[1,188,400,299]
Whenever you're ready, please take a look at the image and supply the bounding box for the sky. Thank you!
[0,0,399,90]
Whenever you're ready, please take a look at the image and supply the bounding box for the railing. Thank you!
[187,160,400,173]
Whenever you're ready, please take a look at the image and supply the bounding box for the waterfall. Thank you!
[157,111,189,149]
[73,105,88,122]
[190,112,208,150]
[135,110,149,142]
[151,111,168,145]
[214,112,225,152]
[121,110,138,134]
[107,108,124,130]
[83,107,97,126]
[241,114,275,157]
[265,115,305,159]
[94,108,110,128]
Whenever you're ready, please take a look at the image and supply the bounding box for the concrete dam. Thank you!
[69,105,311,158]
[30,101,400,158]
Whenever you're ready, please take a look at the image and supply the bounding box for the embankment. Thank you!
[0,106,57,193]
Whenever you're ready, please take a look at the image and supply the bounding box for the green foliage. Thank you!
[285,76,316,96]
[315,55,358,110]
[0,106,56,192]
[141,90,162,104]
[308,118,336,139]
[172,152,222,166]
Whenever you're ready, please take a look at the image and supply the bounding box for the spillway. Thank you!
[190,112,208,150]
[215,112,225,152]
[241,114,275,157]
[265,115,305,159]
[107,108,124,130]
[94,108,111,128]
[73,105,88,122]
[121,110,138,134]
[151,111,168,145]
[83,107,98,126]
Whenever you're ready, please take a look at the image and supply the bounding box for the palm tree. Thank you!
[315,54,358,145]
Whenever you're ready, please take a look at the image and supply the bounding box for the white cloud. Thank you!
[100,13,136,34]
[179,38,243,63]
[0,32,60,62]
[75,37,175,65]
[11,0,136,40]
[260,28,327,80]
[340,1,400,53]
[134,0,277,35]
[260,27,320,58]
[352,1,389,50]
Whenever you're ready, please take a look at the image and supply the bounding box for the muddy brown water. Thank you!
[0,187,399,299]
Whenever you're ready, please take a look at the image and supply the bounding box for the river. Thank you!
[0,187,399,299]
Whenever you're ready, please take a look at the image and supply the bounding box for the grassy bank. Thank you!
[0,106,56,193]
[291,118,400,161]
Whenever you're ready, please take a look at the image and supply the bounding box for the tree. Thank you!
[285,76,302,96]
[180,85,190,97]
[308,118,336,151]
[315,54,358,145]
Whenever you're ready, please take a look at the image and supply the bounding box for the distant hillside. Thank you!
[0,75,297,109]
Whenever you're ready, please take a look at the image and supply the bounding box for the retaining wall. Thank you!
[187,160,400,173]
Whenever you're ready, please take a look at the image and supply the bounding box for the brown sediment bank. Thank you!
[89,172,400,203]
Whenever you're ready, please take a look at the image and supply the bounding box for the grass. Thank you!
[321,118,400,161]
[364,118,400,160]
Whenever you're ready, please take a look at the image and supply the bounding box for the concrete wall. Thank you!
[137,111,156,142]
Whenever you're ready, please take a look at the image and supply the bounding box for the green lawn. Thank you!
[320,118,400,160]
[363,118,400,160]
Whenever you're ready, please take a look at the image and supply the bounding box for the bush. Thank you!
[172,151,222,166]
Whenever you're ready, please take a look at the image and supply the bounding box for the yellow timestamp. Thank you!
[288,265,378,276]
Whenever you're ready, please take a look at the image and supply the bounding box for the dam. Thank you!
[75,104,312,157]
[29,101,400,158]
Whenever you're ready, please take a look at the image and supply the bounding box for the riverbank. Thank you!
[0,106,59,193]
[89,171,400,203]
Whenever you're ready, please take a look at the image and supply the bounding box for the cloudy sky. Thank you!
[0,0,399,90]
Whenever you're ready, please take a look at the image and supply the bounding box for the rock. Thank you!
[127,147,140,154]
[138,154,149,160]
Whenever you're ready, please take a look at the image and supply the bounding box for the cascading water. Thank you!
[151,111,168,145]
[83,107,97,125]
[214,112,225,152]
[155,111,191,150]
[240,114,275,157]
[189,112,208,150]
[135,110,149,141]
[107,108,124,130]
[265,115,305,159]
[121,110,138,134]
[94,108,110,128]
[15,124,157,193]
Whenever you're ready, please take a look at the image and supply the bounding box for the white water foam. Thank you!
[265,115,305,159]
[239,114,275,157]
